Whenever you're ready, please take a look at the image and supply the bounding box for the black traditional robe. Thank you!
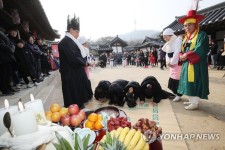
[141,76,174,103]
[58,36,89,108]
[124,81,144,101]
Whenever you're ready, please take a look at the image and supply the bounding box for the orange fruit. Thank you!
[88,113,98,122]
[85,121,94,130]
[50,103,61,113]
[94,120,103,130]
[59,107,68,117]
[97,114,103,121]
[51,112,61,122]
[45,111,52,121]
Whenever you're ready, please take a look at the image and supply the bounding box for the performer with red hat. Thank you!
[177,2,210,110]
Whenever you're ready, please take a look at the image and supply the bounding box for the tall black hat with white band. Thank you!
[67,14,80,31]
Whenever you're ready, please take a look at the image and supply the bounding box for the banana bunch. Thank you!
[98,127,149,150]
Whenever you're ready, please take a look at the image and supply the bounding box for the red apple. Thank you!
[78,110,86,121]
[68,104,79,115]
[61,115,70,126]
[70,114,81,127]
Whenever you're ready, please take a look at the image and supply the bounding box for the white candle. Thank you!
[24,94,47,124]
[0,99,18,135]
[12,101,38,136]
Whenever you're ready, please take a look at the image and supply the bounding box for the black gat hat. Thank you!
[67,14,80,31]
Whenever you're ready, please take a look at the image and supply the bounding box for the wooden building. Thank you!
[164,1,225,48]
[124,36,164,52]
[0,0,60,41]
[108,35,128,53]
[141,36,164,49]
[90,44,113,55]
[124,44,139,52]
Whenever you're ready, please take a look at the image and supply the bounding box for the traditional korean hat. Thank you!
[178,0,205,25]
[67,14,80,31]
[178,10,204,25]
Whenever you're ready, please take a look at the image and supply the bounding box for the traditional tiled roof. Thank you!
[140,36,165,47]
[124,37,164,51]
[124,45,139,52]
[164,1,225,34]
[0,0,60,40]
[108,35,128,47]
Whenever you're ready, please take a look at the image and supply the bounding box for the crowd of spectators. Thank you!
[0,27,56,96]
[208,40,225,70]
[100,47,164,69]
[98,44,225,72]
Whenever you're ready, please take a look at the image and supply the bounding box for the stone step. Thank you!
[35,84,55,105]
[0,71,58,107]
[42,72,63,111]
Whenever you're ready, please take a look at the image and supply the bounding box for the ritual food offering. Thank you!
[84,112,103,131]
[107,117,131,132]
[45,103,86,128]
[98,127,149,150]
[133,118,162,144]
[45,103,61,122]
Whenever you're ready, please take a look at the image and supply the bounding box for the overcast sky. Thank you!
[40,0,224,41]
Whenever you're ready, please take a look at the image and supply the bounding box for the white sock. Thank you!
[189,96,199,105]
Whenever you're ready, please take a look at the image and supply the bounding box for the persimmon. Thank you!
[85,121,94,130]
[88,113,98,122]
[59,107,68,117]
[50,103,61,113]
[45,111,52,121]
[94,120,103,130]
[97,114,103,121]
[51,112,61,122]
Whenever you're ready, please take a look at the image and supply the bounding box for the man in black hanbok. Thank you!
[58,15,90,108]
